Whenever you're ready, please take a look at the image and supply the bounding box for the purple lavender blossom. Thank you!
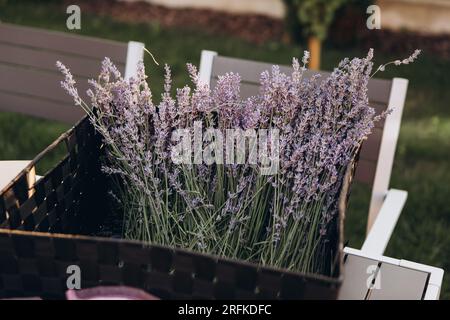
[57,48,419,275]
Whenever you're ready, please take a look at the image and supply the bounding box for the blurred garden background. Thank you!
[0,0,449,298]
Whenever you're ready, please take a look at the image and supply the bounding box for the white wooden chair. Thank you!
[198,50,444,299]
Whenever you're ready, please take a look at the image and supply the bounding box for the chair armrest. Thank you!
[361,189,407,256]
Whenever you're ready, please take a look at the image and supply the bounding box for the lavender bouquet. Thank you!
[57,49,419,276]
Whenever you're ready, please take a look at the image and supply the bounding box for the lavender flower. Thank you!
[373,49,421,76]
[57,48,418,276]
[56,61,84,109]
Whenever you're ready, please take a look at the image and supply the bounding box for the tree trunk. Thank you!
[308,36,321,70]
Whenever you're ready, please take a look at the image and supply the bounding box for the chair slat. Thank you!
[354,159,377,185]
[0,64,92,105]
[0,43,125,78]
[0,91,84,123]
[368,263,429,300]
[359,127,383,162]
[0,23,127,62]
[367,77,393,105]
[339,253,379,299]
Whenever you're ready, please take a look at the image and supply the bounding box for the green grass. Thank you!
[0,112,70,173]
[1,0,450,299]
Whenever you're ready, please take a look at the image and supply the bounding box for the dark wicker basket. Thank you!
[0,116,355,300]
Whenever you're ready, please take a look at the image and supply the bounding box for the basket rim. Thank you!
[0,227,343,286]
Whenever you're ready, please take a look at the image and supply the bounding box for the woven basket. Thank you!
[0,116,356,300]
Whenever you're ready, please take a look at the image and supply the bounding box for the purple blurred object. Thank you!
[66,286,159,300]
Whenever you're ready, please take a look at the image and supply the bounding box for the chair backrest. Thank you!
[0,23,144,124]
[199,50,408,227]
